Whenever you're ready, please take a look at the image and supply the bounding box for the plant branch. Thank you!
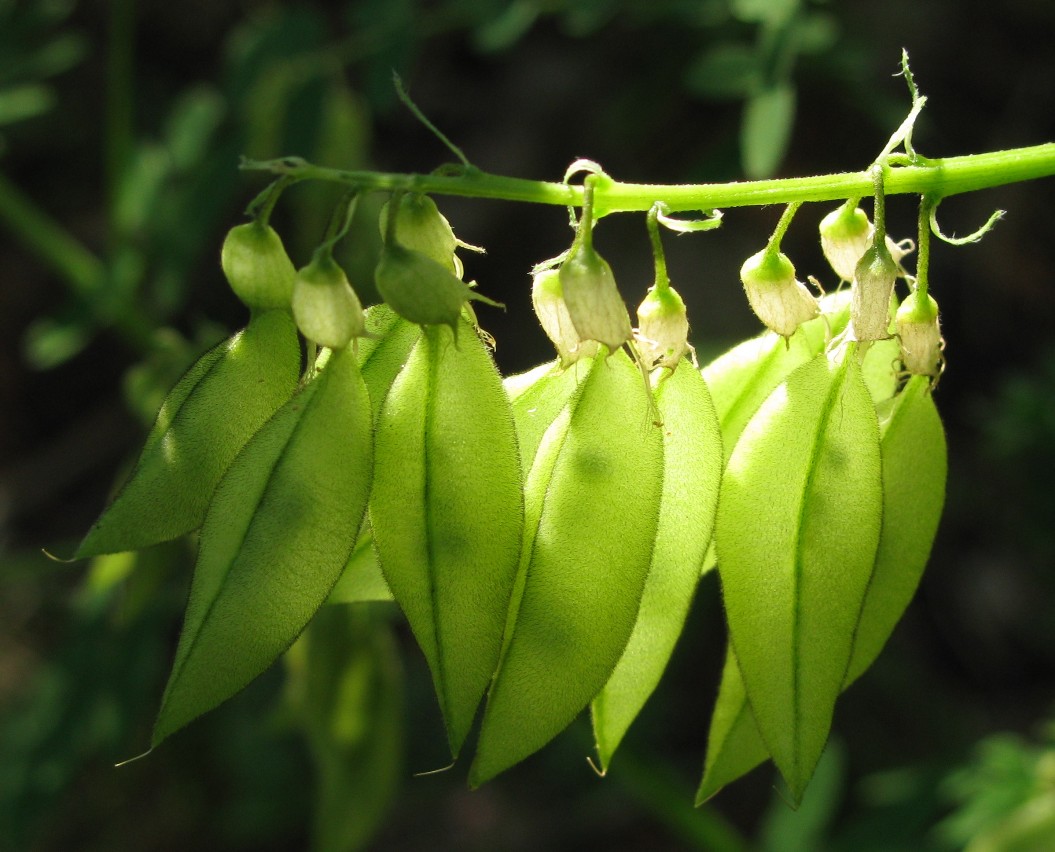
[242,143,1055,216]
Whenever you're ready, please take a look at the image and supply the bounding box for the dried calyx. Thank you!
[740,249,819,338]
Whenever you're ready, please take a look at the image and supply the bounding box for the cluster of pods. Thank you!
[74,185,947,802]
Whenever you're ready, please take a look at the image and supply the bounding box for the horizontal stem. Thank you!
[243,143,1055,217]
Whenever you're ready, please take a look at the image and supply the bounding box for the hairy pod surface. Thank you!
[714,348,883,801]
[370,320,524,757]
[77,310,301,558]
[506,360,588,477]
[470,348,664,786]
[845,375,946,683]
[220,222,296,311]
[152,345,374,745]
[591,363,722,771]
[355,304,423,423]
[698,374,946,800]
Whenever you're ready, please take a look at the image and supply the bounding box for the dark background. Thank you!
[1,1,1054,849]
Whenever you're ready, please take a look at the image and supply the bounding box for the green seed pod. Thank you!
[220,222,296,311]
[739,249,820,338]
[152,345,374,745]
[697,374,946,802]
[895,292,943,377]
[470,349,664,786]
[374,243,501,333]
[819,205,872,282]
[559,243,632,351]
[379,193,459,275]
[292,252,366,349]
[635,284,690,370]
[76,310,301,558]
[370,319,524,757]
[851,242,898,341]
[355,304,423,423]
[591,364,722,771]
[713,349,883,802]
[531,267,599,366]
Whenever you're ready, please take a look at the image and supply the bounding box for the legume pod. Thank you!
[713,348,883,802]
[152,344,373,745]
[77,309,301,558]
[370,320,524,757]
[696,375,945,802]
[591,363,722,772]
[470,348,664,786]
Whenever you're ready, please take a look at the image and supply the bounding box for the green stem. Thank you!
[765,201,801,258]
[916,195,935,304]
[871,164,887,242]
[243,143,1055,215]
[646,203,670,291]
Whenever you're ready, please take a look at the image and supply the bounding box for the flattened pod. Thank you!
[845,375,947,685]
[697,375,947,800]
[77,310,301,558]
[152,346,373,745]
[591,364,722,771]
[715,349,882,801]
[469,349,664,786]
[355,304,423,423]
[369,320,524,757]
[696,644,768,803]
[506,360,585,477]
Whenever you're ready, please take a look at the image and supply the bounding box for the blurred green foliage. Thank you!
[1,1,1054,849]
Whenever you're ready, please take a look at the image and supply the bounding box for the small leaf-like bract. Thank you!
[370,320,524,757]
[77,310,301,558]
[591,364,722,771]
[470,348,664,786]
[152,345,373,746]
[715,349,882,801]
